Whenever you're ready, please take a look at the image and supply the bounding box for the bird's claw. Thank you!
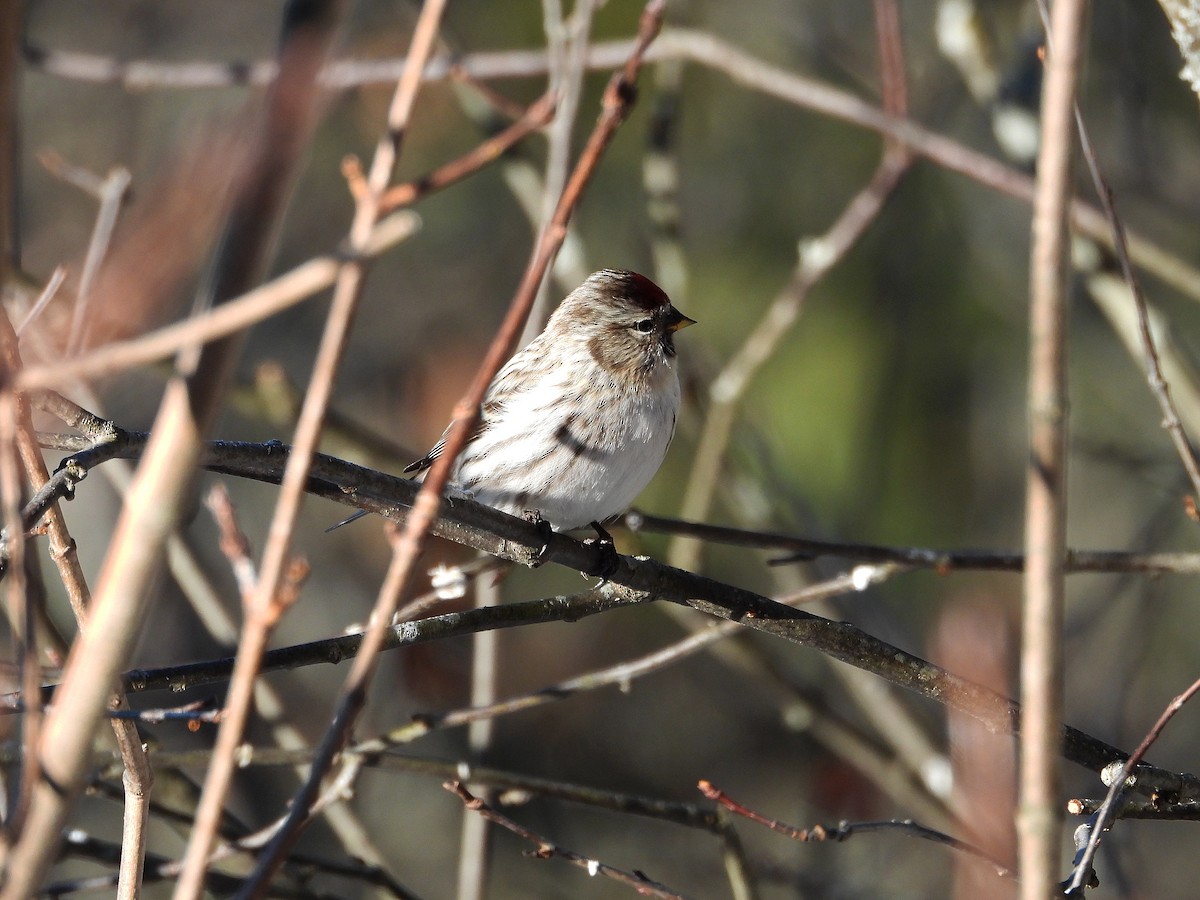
[524,511,554,568]
[583,520,620,580]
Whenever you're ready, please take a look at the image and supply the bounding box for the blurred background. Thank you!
[12,0,1200,897]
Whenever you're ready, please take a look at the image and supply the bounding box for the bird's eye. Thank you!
[634,319,654,333]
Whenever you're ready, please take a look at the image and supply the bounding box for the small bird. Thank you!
[406,268,694,533]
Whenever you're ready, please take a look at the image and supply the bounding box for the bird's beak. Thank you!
[667,307,697,332]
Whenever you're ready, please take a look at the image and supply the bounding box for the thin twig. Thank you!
[379,91,557,213]
[1020,1,1087,895]
[699,780,1016,881]
[67,164,132,354]
[1068,796,1200,820]
[446,782,692,900]
[16,211,419,390]
[0,319,34,843]
[221,4,453,895]
[521,0,598,340]
[240,5,666,895]
[27,31,1200,303]
[626,511,1200,574]
[204,484,257,598]
[13,267,66,337]
[1064,672,1200,893]
[1071,74,1200,504]
[455,567,501,900]
[670,147,910,572]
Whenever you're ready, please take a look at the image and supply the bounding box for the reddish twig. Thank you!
[1072,83,1200,506]
[446,782,692,900]
[204,484,257,598]
[447,64,531,120]
[698,780,1015,881]
[154,4,353,897]
[378,90,557,214]
[873,0,907,119]
[1064,673,1200,893]
[237,5,667,893]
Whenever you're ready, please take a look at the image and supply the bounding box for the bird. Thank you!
[333,269,694,544]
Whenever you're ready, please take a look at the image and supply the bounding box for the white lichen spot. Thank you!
[498,788,533,806]
[850,565,876,592]
[922,756,954,799]
[935,0,973,58]
[430,563,468,601]
[782,703,814,732]
[935,0,1000,100]
[798,236,836,273]
[992,103,1041,166]
[587,859,600,877]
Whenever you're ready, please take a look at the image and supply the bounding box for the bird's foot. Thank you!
[524,511,554,567]
[444,482,475,503]
[583,520,620,580]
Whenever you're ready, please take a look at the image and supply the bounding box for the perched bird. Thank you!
[406,268,694,532]
[331,269,694,543]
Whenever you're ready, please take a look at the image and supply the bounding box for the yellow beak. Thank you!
[667,308,697,332]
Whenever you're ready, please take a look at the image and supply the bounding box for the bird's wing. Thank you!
[402,413,495,475]
[404,351,532,475]
[402,440,443,474]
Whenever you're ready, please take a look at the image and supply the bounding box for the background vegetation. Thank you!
[5,1,1200,897]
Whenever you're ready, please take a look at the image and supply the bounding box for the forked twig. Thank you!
[699,780,1015,881]
[1064,673,1200,893]
[379,90,557,214]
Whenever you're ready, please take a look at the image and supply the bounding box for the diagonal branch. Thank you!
[238,5,668,895]
[174,3,447,897]
[1,4,345,895]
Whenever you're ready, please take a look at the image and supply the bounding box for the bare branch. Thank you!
[447,781,692,900]
[699,780,1016,881]
[1020,1,1087,895]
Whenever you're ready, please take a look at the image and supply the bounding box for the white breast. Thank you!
[452,340,680,530]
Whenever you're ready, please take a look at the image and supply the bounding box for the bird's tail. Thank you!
[324,508,369,533]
